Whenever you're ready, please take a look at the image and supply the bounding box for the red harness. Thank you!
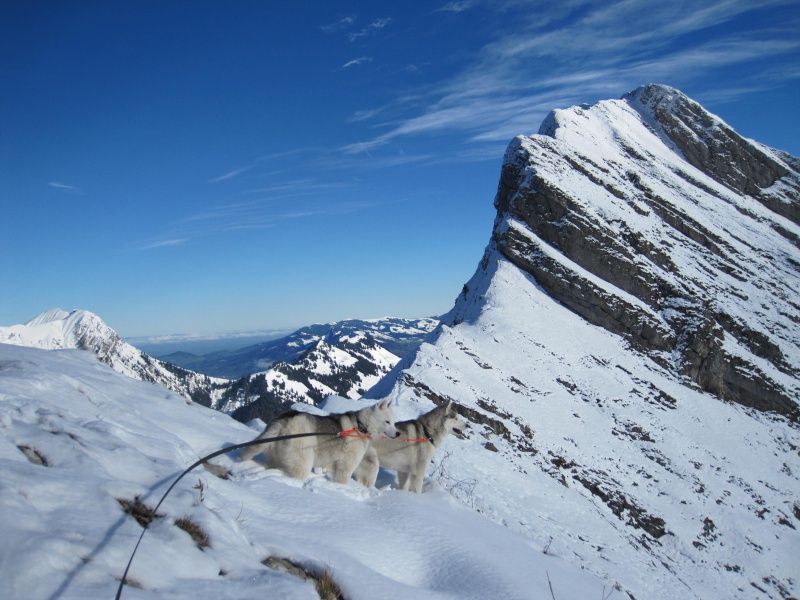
[339,429,429,443]
[338,428,371,439]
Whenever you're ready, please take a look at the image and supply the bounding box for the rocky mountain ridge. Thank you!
[367,84,800,599]
[494,83,799,417]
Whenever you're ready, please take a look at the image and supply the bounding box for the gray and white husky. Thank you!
[355,401,467,492]
[240,399,399,485]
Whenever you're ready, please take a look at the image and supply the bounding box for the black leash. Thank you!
[115,431,338,600]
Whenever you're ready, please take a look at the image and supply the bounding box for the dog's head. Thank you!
[443,401,468,439]
[364,399,400,440]
[428,400,467,439]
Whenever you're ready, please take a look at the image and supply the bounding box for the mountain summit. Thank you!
[0,308,223,405]
[494,83,799,415]
[369,85,800,599]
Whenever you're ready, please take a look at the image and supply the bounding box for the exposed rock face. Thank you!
[368,84,800,600]
[493,84,800,418]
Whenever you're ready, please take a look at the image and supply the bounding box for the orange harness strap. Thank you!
[339,428,371,439]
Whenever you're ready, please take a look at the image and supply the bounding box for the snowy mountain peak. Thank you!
[494,85,800,416]
[1,309,225,405]
[24,307,73,326]
[3,307,113,353]
[371,85,800,599]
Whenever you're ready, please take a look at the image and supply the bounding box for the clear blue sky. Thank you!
[2,1,798,339]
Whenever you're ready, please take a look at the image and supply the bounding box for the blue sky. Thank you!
[2,1,798,340]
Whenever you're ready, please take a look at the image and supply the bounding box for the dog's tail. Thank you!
[239,433,268,461]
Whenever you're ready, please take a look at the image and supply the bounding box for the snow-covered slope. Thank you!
[367,85,800,599]
[0,343,608,599]
[0,309,227,406]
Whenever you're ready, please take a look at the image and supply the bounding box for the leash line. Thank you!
[115,430,340,600]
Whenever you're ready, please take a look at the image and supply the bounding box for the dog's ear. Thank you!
[376,399,389,410]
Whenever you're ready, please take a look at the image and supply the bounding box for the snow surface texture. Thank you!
[368,86,800,599]
[0,344,607,599]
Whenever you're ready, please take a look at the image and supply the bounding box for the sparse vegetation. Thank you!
[17,444,48,466]
[175,515,210,550]
[431,451,478,508]
[263,556,345,600]
[117,496,162,528]
[192,479,205,503]
[117,575,143,589]
[315,566,344,600]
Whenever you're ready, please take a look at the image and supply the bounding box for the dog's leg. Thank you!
[355,447,379,488]
[397,471,411,490]
[408,470,425,493]
[331,460,357,485]
[287,454,314,480]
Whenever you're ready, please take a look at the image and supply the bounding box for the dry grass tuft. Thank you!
[175,515,210,550]
[18,444,49,466]
[117,496,162,528]
[315,566,344,600]
[263,556,344,599]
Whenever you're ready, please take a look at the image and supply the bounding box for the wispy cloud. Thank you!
[183,199,376,234]
[140,238,187,250]
[209,165,253,183]
[48,182,82,193]
[347,0,800,154]
[240,179,352,197]
[140,176,378,243]
[436,1,478,13]
[343,56,373,69]
[320,15,357,33]
[349,17,392,41]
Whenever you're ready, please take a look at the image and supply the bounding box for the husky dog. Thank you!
[240,399,400,485]
[355,401,467,493]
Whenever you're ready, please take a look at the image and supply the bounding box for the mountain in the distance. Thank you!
[366,84,800,599]
[0,310,432,420]
[0,308,225,406]
[217,329,402,423]
[158,317,439,379]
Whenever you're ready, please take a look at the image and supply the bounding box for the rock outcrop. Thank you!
[368,85,800,600]
[492,84,800,417]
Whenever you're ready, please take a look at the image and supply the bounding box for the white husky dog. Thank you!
[355,401,467,492]
[240,399,400,485]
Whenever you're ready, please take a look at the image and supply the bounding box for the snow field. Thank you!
[0,343,609,599]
